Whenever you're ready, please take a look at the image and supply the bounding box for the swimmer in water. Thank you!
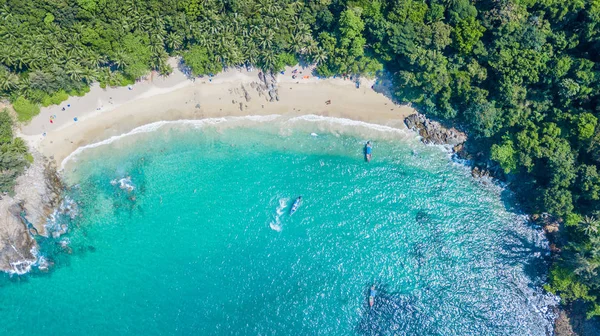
[365,141,372,162]
[369,285,376,307]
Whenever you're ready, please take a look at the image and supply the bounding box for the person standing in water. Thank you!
[365,141,372,162]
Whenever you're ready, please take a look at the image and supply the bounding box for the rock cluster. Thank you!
[404,113,467,146]
[253,72,279,102]
[0,149,64,274]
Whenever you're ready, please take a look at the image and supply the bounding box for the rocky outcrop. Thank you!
[255,72,279,102]
[0,200,37,274]
[534,213,568,257]
[241,85,251,102]
[0,149,64,274]
[404,113,467,146]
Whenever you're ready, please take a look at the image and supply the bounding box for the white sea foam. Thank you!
[117,177,135,192]
[287,114,412,135]
[269,197,288,232]
[6,245,38,275]
[44,196,77,239]
[61,115,282,169]
[9,258,35,275]
[62,114,417,169]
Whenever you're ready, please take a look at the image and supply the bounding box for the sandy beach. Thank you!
[20,58,415,167]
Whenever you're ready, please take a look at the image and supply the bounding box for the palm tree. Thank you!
[572,252,600,281]
[80,68,98,84]
[112,51,129,69]
[313,49,328,65]
[166,32,183,51]
[580,215,600,236]
[260,52,277,71]
[0,45,15,67]
[65,61,85,81]
[22,49,44,70]
[0,70,19,91]
[10,138,27,154]
[0,4,13,21]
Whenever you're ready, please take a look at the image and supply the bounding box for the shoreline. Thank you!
[1,61,415,270]
[5,64,564,333]
[20,59,413,166]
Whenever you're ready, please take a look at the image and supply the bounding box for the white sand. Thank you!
[20,58,415,166]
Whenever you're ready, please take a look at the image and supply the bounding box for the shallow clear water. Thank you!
[1,116,555,335]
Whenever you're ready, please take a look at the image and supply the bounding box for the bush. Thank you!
[274,52,297,72]
[545,265,595,303]
[77,85,90,96]
[491,137,517,173]
[565,213,582,226]
[41,90,69,107]
[118,76,135,87]
[182,46,222,76]
[0,110,14,144]
[12,96,41,122]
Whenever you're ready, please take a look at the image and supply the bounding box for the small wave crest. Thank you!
[61,114,282,169]
[111,176,135,192]
[44,196,78,239]
[61,114,417,169]
[287,114,411,135]
[269,197,288,232]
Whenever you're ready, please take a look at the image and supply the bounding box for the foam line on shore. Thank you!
[286,114,412,135]
[60,115,282,169]
[61,114,417,169]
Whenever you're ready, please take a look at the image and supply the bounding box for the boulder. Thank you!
[404,113,467,146]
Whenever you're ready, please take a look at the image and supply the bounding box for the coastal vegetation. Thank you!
[0,0,599,321]
[0,109,30,191]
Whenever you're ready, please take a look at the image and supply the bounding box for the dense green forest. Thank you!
[1,0,599,319]
[0,109,31,191]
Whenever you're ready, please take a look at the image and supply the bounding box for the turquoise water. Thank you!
[1,116,555,335]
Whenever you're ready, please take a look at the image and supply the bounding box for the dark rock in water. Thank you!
[471,166,490,179]
[404,113,467,146]
[453,143,471,160]
[88,246,96,252]
[415,210,431,225]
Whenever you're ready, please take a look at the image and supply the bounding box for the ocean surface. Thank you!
[0,115,557,335]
